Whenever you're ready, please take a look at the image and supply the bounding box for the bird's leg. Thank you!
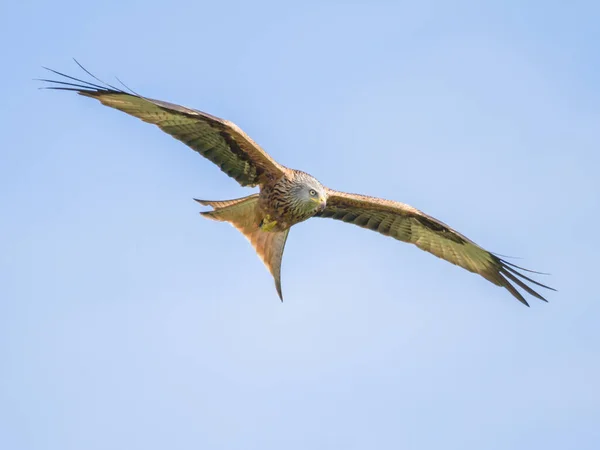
[259,214,278,232]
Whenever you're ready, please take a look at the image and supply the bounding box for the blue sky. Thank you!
[2,1,599,449]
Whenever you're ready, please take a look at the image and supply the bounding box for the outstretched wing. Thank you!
[39,64,287,187]
[316,189,554,306]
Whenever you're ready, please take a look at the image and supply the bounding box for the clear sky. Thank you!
[2,1,599,449]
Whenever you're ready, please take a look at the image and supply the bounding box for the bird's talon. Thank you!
[260,215,278,231]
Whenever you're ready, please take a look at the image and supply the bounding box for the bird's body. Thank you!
[40,63,555,306]
[256,170,327,232]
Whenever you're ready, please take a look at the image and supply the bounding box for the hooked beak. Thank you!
[317,198,327,212]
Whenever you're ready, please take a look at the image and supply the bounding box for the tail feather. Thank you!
[194,196,256,210]
[196,194,290,301]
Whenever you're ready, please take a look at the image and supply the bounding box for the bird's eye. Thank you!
[309,189,317,197]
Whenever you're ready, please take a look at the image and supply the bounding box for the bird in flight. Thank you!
[40,62,554,306]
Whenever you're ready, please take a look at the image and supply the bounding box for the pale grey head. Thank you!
[288,170,328,218]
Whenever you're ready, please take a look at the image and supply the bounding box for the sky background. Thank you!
[1,1,599,449]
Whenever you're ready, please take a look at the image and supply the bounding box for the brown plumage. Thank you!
[40,63,555,306]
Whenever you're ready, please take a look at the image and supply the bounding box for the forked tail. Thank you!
[194,194,290,300]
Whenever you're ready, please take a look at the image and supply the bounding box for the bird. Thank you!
[39,62,555,306]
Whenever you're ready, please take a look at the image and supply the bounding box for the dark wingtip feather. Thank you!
[500,258,553,276]
[499,274,531,306]
[72,58,123,92]
[115,75,142,97]
[42,65,107,91]
[502,269,549,303]
[39,60,128,96]
[494,258,554,305]
[502,263,557,292]
[484,256,553,305]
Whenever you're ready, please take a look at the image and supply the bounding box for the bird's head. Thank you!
[290,172,328,216]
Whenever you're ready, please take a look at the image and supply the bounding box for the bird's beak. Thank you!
[317,198,327,212]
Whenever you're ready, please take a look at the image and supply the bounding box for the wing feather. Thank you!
[40,65,287,187]
[317,189,555,305]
